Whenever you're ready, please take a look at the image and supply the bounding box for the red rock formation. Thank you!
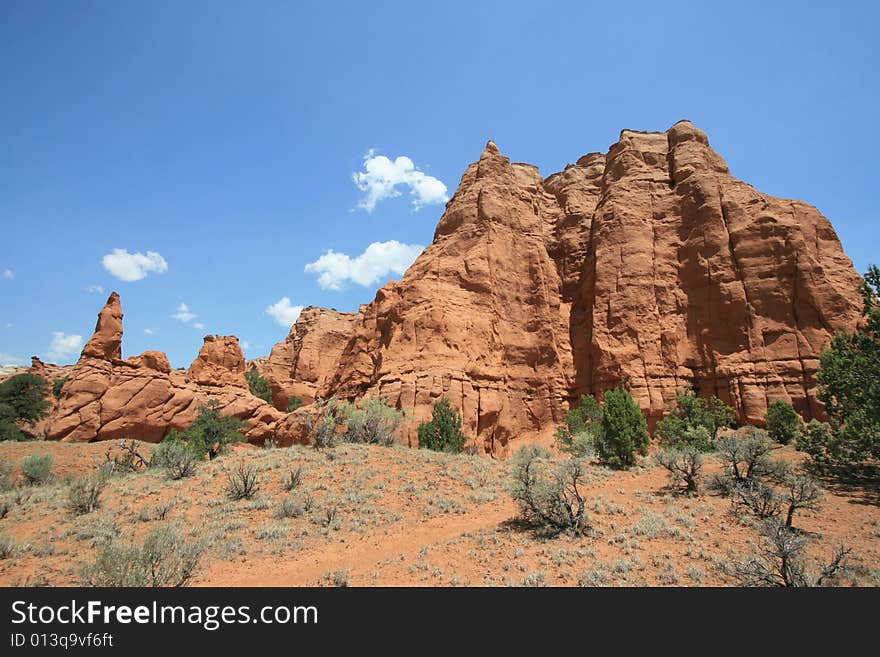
[265,121,862,451]
[186,335,247,387]
[80,292,123,361]
[45,294,288,444]
[257,307,359,410]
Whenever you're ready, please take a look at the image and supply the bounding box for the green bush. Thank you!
[554,395,602,457]
[21,453,53,485]
[79,524,203,587]
[67,474,108,515]
[418,398,467,453]
[245,368,273,404]
[52,377,68,400]
[594,388,649,469]
[150,439,198,480]
[796,420,836,470]
[339,397,402,446]
[0,457,14,490]
[286,397,304,412]
[0,373,51,440]
[765,400,802,445]
[808,264,880,468]
[507,445,589,535]
[179,400,245,460]
[656,387,735,450]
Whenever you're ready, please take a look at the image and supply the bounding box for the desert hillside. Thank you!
[0,438,877,587]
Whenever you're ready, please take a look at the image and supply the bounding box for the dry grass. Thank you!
[0,439,877,587]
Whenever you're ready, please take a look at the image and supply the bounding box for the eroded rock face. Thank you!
[265,121,862,451]
[257,307,359,410]
[186,335,247,387]
[45,296,289,444]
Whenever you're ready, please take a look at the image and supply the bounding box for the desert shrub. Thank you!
[150,440,198,480]
[0,457,13,491]
[226,461,260,500]
[656,387,735,450]
[0,535,17,560]
[286,397,304,412]
[282,465,305,491]
[555,395,602,457]
[765,400,802,445]
[304,398,345,448]
[245,367,273,404]
[21,453,52,485]
[262,438,279,450]
[732,479,782,519]
[716,427,774,483]
[52,377,68,400]
[731,521,851,587]
[80,524,203,587]
[67,474,107,515]
[340,397,402,446]
[656,447,702,493]
[507,445,590,535]
[781,472,823,528]
[0,373,51,441]
[594,387,649,469]
[275,496,305,519]
[99,439,149,476]
[418,398,467,454]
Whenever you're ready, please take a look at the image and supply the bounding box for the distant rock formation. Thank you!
[260,121,863,455]
[45,294,288,443]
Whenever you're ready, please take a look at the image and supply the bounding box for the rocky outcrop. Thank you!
[80,292,123,361]
[257,307,361,410]
[45,295,289,444]
[186,335,247,387]
[265,121,862,452]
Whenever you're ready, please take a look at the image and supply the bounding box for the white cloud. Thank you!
[143,328,156,335]
[171,303,196,323]
[47,332,83,362]
[0,353,25,366]
[102,248,168,282]
[241,340,250,350]
[193,322,205,330]
[4,323,11,329]
[353,150,448,212]
[2,269,13,279]
[86,284,104,294]
[305,240,423,290]
[266,297,303,328]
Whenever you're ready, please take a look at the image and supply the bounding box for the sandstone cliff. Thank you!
[262,121,863,454]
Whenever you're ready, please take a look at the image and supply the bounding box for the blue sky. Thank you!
[1,1,877,367]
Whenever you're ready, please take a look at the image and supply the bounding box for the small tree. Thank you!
[52,377,68,400]
[245,368,273,404]
[555,395,602,457]
[716,427,774,483]
[809,265,880,468]
[418,398,467,453]
[656,447,702,494]
[286,396,304,412]
[656,386,735,450]
[0,373,51,440]
[732,521,851,587]
[781,472,823,528]
[594,387,649,469]
[507,445,590,535]
[225,461,260,500]
[183,400,245,460]
[765,400,802,445]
